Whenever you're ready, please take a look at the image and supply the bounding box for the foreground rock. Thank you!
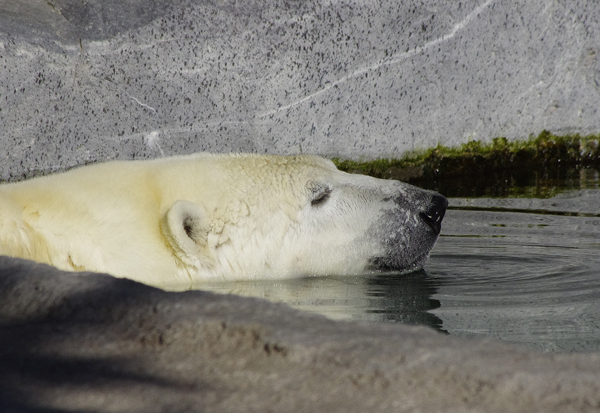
[0,256,599,412]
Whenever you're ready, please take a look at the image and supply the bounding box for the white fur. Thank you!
[0,153,440,287]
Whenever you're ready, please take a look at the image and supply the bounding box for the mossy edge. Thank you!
[332,130,600,183]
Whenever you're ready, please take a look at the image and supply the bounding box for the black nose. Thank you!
[420,194,448,235]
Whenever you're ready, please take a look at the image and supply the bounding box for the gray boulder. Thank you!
[1,255,600,412]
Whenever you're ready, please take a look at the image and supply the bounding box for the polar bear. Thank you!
[0,153,447,287]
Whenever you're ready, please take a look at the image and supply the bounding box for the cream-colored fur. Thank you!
[0,153,441,287]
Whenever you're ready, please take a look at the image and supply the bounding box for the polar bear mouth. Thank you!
[366,252,429,274]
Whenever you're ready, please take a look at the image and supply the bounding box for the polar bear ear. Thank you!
[161,200,211,265]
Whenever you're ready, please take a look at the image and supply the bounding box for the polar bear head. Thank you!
[160,154,447,281]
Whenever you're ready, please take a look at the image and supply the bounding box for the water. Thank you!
[187,167,600,353]
[427,204,600,352]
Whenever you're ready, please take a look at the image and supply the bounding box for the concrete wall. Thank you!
[1,0,600,180]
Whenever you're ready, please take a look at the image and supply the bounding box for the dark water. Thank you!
[427,204,600,352]
[192,167,600,353]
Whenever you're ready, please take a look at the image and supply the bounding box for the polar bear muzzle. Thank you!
[365,189,448,274]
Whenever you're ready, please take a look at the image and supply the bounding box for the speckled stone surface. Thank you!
[2,0,600,180]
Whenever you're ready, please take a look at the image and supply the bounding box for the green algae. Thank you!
[332,131,600,198]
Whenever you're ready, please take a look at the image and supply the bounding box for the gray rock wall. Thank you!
[2,0,600,180]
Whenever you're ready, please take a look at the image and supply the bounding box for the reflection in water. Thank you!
[364,272,444,330]
[415,165,600,198]
[180,186,600,353]
[194,271,444,331]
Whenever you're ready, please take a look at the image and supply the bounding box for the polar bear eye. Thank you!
[310,185,332,207]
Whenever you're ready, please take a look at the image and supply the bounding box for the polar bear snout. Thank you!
[365,188,447,274]
[420,194,448,235]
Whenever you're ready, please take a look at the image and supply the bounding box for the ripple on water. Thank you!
[427,201,600,352]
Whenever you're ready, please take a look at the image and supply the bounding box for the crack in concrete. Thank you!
[101,76,158,113]
[123,90,157,113]
[257,0,496,119]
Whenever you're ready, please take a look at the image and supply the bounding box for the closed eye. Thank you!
[311,187,332,207]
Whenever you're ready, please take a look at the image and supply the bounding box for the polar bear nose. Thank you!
[420,194,448,235]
